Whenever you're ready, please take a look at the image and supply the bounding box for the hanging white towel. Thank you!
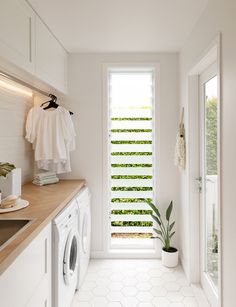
[174,108,186,170]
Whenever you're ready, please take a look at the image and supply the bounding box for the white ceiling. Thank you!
[28,0,208,53]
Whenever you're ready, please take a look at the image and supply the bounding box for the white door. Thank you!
[199,63,220,306]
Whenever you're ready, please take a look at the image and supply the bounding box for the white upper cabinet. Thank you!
[0,0,68,94]
[0,0,35,73]
[35,16,68,93]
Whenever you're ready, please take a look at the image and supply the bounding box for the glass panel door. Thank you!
[199,63,219,306]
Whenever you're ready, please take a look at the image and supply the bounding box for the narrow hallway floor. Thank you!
[72,259,199,307]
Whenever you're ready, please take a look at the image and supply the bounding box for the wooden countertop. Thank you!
[0,179,86,275]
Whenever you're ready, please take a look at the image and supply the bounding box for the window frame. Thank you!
[102,63,160,257]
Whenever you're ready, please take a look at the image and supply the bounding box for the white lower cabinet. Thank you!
[0,223,52,307]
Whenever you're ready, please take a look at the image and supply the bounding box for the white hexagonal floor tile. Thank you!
[164,281,181,291]
[71,301,91,307]
[107,291,124,302]
[108,281,124,291]
[107,303,123,307]
[73,259,201,307]
[123,276,138,286]
[90,296,109,307]
[150,277,164,286]
[92,285,109,296]
[86,272,100,282]
[98,269,113,277]
[181,286,194,297]
[124,269,137,276]
[166,291,184,302]
[77,290,93,301]
[110,272,124,282]
[137,291,154,302]
[136,272,150,282]
[122,286,138,297]
[95,277,110,286]
[136,282,152,291]
[160,266,175,273]
[152,297,170,307]
[137,303,155,307]
[177,277,189,286]
[150,285,168,297]
[148,268,163,278]
[183,297,199,307]
[81,281,97,291]
[162,272,178,282]
[121,297,139,307]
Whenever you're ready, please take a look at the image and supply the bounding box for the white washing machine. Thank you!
[76,186,91,289]
[53,198,79,307]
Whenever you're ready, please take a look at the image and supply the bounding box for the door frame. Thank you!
[187,34,222,306]
[199,62,218,306]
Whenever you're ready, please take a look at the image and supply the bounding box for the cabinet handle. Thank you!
[45,238,47,274]
[29,17,32,63]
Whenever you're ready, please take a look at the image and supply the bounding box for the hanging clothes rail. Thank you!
[0,70,53,98]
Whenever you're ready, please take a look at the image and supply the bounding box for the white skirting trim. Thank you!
[191,284,211,307]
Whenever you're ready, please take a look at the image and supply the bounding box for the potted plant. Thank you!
[0,163,21,198]
[147,200,178,267]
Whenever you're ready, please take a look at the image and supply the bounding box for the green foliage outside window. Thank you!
[206,97,217,175]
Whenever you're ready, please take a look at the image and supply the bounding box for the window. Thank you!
[107,67,156,249]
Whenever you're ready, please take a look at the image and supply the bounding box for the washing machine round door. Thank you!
[63,230,79,285]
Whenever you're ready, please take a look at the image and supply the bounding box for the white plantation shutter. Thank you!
[108,70,155,244]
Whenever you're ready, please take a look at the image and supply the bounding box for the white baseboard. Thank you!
[91,249,160,259]
[191,284,211,307]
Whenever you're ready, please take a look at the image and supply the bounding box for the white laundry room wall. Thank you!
[0,87,33,183]
[62,53,180,257]
[179,0,236,305]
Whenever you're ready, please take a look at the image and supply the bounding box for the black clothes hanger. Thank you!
[40,94,73,115]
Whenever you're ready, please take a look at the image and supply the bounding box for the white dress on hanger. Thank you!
[25,106,76,174]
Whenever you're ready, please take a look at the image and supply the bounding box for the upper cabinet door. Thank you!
[35,16,68,93]
[0,0,35,73]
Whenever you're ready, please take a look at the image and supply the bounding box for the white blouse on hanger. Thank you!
[25,106,76,174]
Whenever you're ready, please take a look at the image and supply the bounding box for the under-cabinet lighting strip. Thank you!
[0,70,51,98]
[0,79,32,97]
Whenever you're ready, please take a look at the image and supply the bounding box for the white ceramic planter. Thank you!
[0,168,21,198]
[162,248,179,268]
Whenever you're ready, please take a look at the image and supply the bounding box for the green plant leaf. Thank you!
[169,221,175,232]
[169,231,175,239]
[146,200,161,218]
[166,201,173,221]
[151,214,161,227]
[153,229,162,236]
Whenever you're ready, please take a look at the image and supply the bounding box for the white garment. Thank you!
[25,106,76,174]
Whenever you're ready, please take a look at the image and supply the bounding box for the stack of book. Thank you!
[33,172,59,186]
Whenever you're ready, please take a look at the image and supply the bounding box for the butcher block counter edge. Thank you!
[0,179,86,275]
